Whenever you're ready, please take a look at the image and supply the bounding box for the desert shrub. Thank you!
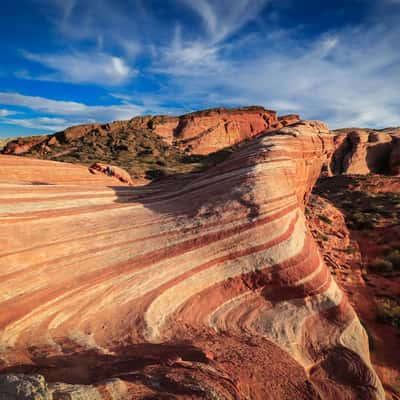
[376,298,400,328]
[318,233,329,242]
[318,214,332,224]
[369,257,393,273]
[387,250,400,269]
[344,246,355,254]
[341,199,354,209]
[349,212,377,229]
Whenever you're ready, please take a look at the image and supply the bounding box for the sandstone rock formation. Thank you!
[2,107,300,158]
[0,121,383,399]
[0,155,130,186]
[2,136,46,155]
[389,136,400,175]
[89,162,135,186]
[329,128,400,175]
[130,106,300,154]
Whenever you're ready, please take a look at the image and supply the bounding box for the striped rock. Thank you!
[0,121,383,399]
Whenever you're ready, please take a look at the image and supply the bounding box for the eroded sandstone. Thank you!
[2,107,300,158]
[330,128,400,175]
[0,121,383,399]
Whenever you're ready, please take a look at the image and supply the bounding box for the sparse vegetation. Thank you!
[376,297,400,328]
[369,249,400,274]
[318,214,332,224]
[9,127,234,181]
[344,245,355,254]
[369,258,393,273]
[387,250,400,269]
[349,211,378,229]
[314,176,400,230]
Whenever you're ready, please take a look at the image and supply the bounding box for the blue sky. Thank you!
[0,0,399,137]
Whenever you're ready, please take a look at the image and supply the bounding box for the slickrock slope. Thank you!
[0,155,131,186]
[330,128,400,175]
[1,107,300,181]
[0,121,384,399]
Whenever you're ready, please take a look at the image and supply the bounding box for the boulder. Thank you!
[0,374,50,400]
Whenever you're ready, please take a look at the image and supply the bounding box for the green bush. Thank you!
[318,214,332,224]
[387,250,400,269]
[369,258,393,273]
[344,246,355,254]
[376,298,400,328]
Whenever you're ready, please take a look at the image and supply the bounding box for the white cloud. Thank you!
[3,117,68,132]
[20,51,137,85]
[180,0,269,43]
[0,92,145,121]
[0,92,150,132]
[153,25,226,76]
[151,22,400,128]
[0,109,16,117]
[36,0,144,59]
[10,0,400,130]
[0,92,188,133]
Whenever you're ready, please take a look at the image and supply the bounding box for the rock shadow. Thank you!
[0,342,208,385]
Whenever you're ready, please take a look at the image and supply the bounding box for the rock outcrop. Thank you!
[89,162,135,186]
[2,136,46,155]
[0,121,383,399]
[389,136,400,175]
[130,107,300,154]
[329,128,400,175]
[2,107,300,158]
[0,374,128,400]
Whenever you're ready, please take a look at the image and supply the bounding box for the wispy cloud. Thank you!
[0,109,17,117]
[0,91,188,133]
[180,0,269,43]
[36,0,145,58]
[2,117,68,132]
[6,0,400,132]
[19,51,137,85]
[0,92,149,132]
[0,91,147,120]
[151,22,400,128]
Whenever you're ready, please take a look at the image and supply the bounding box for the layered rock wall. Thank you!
[0,122,383,399]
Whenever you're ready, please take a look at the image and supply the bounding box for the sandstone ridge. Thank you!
[0,121,383,399]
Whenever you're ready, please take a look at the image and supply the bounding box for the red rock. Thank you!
[89,162,135,185]
[2,106,301,157]
[330,128,400,175]
[134,106,300,154]
[389,137,400,175]
[0,155,130,186]
[3,136,46,155]
[0,122,383,399]
[278,113,301,127]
